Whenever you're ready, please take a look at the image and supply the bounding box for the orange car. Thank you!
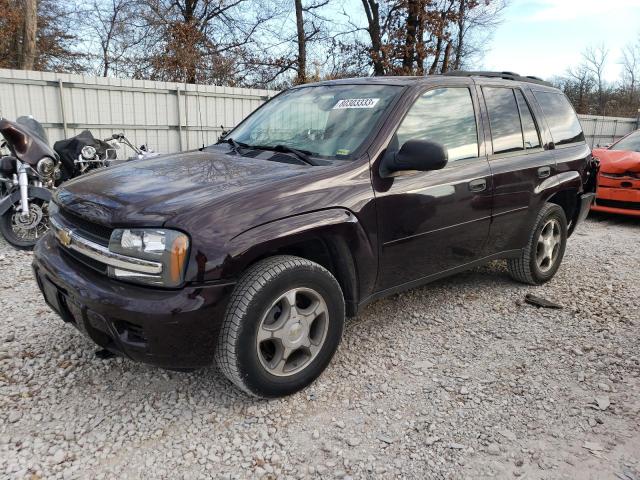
[591,129,640,217]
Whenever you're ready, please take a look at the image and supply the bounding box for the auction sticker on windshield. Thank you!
[333,98,380,109]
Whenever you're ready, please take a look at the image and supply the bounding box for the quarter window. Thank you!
[396,87,478,162]
[515,90,541,149]
[483,87,523,154]
[533,91,585,146]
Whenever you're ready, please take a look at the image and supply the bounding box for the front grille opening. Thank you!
[60,247,108,274]
[59,208,113,246]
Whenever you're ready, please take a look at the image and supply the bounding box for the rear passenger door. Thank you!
[479,84,555,253]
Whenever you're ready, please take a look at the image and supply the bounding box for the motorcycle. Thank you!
[0,117,58,249]
[0,116,154,249]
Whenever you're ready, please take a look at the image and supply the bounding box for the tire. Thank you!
[508,203,568,285]
[215,255,345,398]
[0,208,40,250]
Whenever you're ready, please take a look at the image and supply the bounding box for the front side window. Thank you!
[229,85,402,159]
[611,130,640,152]
[483,87,524,154]
[396,87,478,162]
[533,91,585,146]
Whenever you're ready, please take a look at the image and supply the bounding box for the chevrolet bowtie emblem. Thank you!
[57,228,72,247]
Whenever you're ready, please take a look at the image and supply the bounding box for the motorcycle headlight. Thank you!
[81,145,97,160]
[37,157,56,177]
[108,228,190,288]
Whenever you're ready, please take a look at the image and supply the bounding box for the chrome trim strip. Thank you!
[50,216,163,275]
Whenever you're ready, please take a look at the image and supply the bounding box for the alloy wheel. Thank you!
[256,287,329,377]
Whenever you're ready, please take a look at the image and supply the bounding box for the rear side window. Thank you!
[483,87,523,154]
[533,91,585,146]
[515,90,541,149]
[396,87,478,162]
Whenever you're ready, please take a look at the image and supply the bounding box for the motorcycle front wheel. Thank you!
[0,201,49,250]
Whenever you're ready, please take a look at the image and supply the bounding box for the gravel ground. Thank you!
[1,212,639,480]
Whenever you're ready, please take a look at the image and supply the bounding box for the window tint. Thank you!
[396,87,478,162]
[515,90,541,149]
[483,87,523,154]
[533,91,585,146]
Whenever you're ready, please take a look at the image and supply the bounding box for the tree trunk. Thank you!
[21,0,37,70]
[441,41,452,73]
[453,0,465,70]
[295,0,306,84]
[361,0,385,76]
[402,0,420,74]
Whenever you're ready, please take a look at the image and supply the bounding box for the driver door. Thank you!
[373,85,493,291]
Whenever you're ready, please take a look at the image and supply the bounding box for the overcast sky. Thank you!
[480,0,640,81]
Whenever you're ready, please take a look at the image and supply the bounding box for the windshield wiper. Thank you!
[247,144,319,166]
[215,137,249,154]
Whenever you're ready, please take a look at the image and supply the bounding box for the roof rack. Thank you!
[442,70,552,87]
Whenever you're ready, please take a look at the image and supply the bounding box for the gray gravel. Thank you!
[1,213,639,479]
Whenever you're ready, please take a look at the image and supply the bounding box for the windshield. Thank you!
[228,84,402,159]
[611,130,640,152]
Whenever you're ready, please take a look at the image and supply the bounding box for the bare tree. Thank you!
[583,44,609,115]
[294,0,307,83]
[0,0,82,72]
[620,37,639,107]
[565,64,594,114]
[20,0,38,69]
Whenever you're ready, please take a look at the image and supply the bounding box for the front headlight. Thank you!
[108,228,189,287]
[81,145,97,160]
[37,157,56,177]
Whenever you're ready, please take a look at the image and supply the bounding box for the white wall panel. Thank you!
[0,69,276,157]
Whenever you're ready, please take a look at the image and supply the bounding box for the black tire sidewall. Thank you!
[529,205,567,283]
[0,210,37,250]
[235,265,344,398]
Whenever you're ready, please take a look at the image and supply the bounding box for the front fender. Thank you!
[204,208,377,307]
[0,186,52,215]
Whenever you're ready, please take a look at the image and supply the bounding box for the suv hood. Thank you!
[55,149,311,226]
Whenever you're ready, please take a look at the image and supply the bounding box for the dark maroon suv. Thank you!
[32,72,597,398]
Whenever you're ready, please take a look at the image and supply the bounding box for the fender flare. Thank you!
[221,208,376,310]
[535,171,582,198]
[534,171,583,234]
[0,186,52,215]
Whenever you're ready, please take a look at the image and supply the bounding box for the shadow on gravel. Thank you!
[588,210,640,228]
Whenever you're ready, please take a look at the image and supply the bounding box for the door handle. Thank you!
[468,178,487,192]
[537,166,551,179]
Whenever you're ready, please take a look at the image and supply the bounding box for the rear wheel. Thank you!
[215,255,344,398]
[0,201,49,249]
[508,203,567,285]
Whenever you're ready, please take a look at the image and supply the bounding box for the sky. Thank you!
[481,0,640,81]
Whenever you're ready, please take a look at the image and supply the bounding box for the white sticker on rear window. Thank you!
[333,98,380,109]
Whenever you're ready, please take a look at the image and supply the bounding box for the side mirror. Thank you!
[380,139,448,178]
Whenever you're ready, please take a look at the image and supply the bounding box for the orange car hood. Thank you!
[592,148,640,174]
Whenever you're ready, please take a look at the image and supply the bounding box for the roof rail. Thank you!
[442,70,552,87]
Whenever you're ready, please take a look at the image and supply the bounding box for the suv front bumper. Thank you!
[32,232,234,369]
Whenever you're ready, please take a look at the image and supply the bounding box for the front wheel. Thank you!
[216,255,345,398]
[0,201,49,249]
[508,203,567,285]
